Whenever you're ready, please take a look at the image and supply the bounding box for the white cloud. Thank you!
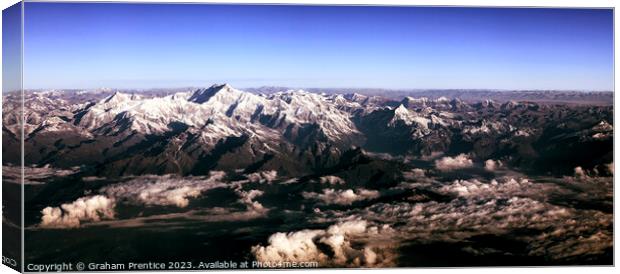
[527,212,612,260]
[402,168,425,180]
[574,166,587,178]
[252,220,396,267]
[40,195,115,228]
[281,178,299,184]
[360,195,610,255]
[245,170,278,183]
[82,176,106,182]
[235,189,268,214]
[253,229,327,263]
[37,171,278,229]
[319,176,345,185]
[301,164,612,263]
[439,178,489,196]
[435,154,473,171]
[3,165,80,185]
[101,171,227,208]
[438,177,532,198]
[484,159,502,171]
[343,185,610,261]
[302,189,380,205]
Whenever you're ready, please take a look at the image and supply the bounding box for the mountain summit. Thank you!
[188,83,235,104]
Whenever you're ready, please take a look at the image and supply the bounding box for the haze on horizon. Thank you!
[12,3,615,91]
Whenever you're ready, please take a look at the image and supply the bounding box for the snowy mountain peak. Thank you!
[69,83,364,141]
[390,104,431,129]
[219,83,233,89]
[188,83,236,104]
[394,104,409,116]
[103,91,132,104]
[344,93,368,102]
[401,96,428,107]
[436,96,450,102]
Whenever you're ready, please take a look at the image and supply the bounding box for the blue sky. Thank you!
[22,3,613,91]
[2,1,21,93]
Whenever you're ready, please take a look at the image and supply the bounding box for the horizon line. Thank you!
[9,84,615,93]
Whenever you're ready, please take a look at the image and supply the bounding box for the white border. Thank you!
[0,1,617,274]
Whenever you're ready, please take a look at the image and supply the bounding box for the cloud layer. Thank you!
[434,154,474,171]
[40,195,115,228]
[101,172,227,208]
[302,189,380,205]
[32,154,613,266]
[252,220,397,267]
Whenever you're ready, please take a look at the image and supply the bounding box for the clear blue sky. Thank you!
[22,3,613,91]
[2,2,21,93]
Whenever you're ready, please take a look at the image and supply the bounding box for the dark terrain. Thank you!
[2,85,613,268]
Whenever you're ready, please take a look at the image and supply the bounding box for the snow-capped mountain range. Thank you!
[2,84,613,177]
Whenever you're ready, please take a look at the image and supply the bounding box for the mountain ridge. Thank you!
[2,84,613,177]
